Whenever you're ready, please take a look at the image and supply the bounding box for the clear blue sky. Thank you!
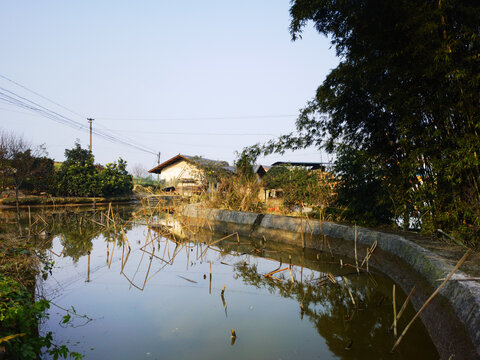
[0,0,338,172]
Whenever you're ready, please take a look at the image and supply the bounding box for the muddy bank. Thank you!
[0,194,140,208]
[181,204,480,359]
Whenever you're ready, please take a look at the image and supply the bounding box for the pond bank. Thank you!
[181,204,480,359]
[0,194,140,208]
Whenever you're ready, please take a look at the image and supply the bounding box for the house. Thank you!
[270,161,330,172]
[253,165,270,182]
[148,154,234,194]
[265,161,334,200]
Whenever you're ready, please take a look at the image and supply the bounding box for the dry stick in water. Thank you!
[391,250,470,352]
[121,228,131,250]
[300,203,305,248]
[328,273,337,284]
[361,240,377,270]
[437,276,480,281]
[390,285,416,331]
[354,225,359,274]
[392,285,397,338]
[108,238,116,268]
[264,267,289,278]
[342,276,356,306]
[106,241,109,264]
[201,233,238,257]
[288,268,295,283]
[140,197,151,229]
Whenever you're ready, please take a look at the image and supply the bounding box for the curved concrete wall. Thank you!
[182,204,480,358]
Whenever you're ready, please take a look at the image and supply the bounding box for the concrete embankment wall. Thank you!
[182,204,480,358]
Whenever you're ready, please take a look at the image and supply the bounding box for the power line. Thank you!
[103,129,277,136]
[0,86,158,155]
[0,106,45,117]
[0,87,86,129]
[95,114,297,121]
[0,74,85,119]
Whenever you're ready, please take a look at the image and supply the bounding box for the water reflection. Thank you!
[233,261,407,358]
[5,206,440,359]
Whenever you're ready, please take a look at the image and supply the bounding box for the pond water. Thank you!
[14,206,440,359]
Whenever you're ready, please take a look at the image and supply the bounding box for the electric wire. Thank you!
[0,74,86,119]
[103,129,277,136]
[0,87,157,155]
[96,114,297,121]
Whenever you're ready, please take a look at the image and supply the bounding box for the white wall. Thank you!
[161,160,201,183]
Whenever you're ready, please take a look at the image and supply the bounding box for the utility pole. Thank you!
[87,118,94,152]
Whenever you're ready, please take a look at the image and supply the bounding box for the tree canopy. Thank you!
[55,143,133,197]
[55,143,100,197]
[245,0,480,246]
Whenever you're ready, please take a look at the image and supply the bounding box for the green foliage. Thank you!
[206,152,263,212]
[189,156,232,188]
[331,145,393,226]
[235,151,255,181]
[0,274,82,359]
[55,143,100,197]
[263,166,332,211]
[99,158,133,197]
[262,166,289,190]
[244,1,480,246]
[0,131,50,198]
[20,156,55,193]
[55,144,133,198]
[133,175,160,188]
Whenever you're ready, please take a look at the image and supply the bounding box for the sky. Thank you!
[0,0,338,174]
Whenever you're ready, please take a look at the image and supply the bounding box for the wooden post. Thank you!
[86,251,91,282]
[28,205,31,237]
[300,202,304,248]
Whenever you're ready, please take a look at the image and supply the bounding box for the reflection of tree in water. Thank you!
[45,207,134,262]
[233,262,437,360]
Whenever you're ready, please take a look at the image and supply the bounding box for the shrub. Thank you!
[99,158,133,197]
[55,144,133,198]
[55,144,100,197]
[208,176,264,213]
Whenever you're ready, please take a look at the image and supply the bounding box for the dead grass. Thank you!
[0,234,43,290]
[206,177,264,213]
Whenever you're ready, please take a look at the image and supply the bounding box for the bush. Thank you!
[263,165,333,213]
[18,157,55,194]
[55,143,133,198]
[99,158,133,197]
[0,233,82,359]
[208,176,264,213]
[55,144,100,197]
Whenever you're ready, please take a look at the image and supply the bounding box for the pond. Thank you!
[13,206,439,359]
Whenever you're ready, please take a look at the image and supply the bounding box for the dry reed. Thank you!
[391,250,470,352]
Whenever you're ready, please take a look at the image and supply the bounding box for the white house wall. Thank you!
[161,160,201,183]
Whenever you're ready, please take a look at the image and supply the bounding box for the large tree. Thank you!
[0,130,49,224]
[55,143,101,197]
[246,0,480,245]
